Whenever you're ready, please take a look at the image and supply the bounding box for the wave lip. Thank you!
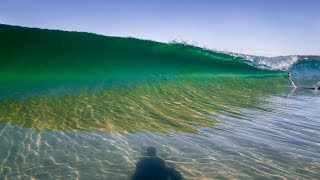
[234,53,320,70]
[0,24,279,83]
[1,24,319,87]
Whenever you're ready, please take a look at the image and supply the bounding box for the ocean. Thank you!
[0,24,319,179]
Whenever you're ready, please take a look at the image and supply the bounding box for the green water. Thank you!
[0,77,287,134]
[0,23,283,133]
[0,24,280,83]
[1,24,319,179]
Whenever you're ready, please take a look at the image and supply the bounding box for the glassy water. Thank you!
[1,77,319,179]
[1,24,319,179]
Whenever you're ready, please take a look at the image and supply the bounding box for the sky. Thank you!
[0,0,319,57]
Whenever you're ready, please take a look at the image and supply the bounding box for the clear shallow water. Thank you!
[1,24,320,179]
[1,77,320,179]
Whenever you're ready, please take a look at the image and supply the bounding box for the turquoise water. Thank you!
[0,24,320,179]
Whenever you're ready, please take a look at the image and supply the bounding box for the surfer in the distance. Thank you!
[287,72,320,90]
[311,87,320,90]
[287,72,297,88]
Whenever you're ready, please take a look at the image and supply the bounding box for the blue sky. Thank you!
[1,0,319,56]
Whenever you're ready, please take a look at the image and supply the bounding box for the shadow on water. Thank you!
[132,147,182,180]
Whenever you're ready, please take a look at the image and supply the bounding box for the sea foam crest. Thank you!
[233,54,300,71]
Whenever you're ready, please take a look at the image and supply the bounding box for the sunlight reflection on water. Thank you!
[0,77,320,179]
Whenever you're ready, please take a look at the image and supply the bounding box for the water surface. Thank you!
[0,24,319,179]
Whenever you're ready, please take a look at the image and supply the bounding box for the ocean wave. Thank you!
[0,24,279,84]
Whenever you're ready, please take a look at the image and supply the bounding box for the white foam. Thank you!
[233,54,300,71]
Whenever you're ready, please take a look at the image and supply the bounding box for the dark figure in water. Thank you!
[287,72,320,90]
[308,86,320,90]
[287,72,297,88]
[132,147,183,180]
[287,72,291,77]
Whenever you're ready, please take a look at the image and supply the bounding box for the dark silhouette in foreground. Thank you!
[132,147,183,180]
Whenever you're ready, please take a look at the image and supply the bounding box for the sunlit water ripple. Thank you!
[1,77,320,179]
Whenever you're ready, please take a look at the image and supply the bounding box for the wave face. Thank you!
[1,24,320,179]
[0,24,279,83]
[1,25,319,86]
